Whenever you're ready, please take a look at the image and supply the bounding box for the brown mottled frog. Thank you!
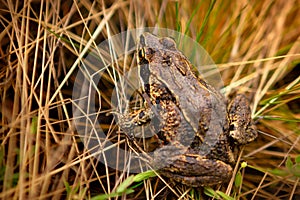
[118,32,257,187]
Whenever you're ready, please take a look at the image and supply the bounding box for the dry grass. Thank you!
[0,0,299,199]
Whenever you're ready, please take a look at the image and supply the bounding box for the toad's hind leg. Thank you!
[228,94,257,144]
[153,147,233,187]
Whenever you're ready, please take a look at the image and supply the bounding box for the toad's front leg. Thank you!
[117,107,153,137]
[228,94,257,144]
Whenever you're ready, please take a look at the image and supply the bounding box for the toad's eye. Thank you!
[138,48,145,59]
[137,48,148,64]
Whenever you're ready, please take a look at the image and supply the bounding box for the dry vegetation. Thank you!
[0,0,299,199]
